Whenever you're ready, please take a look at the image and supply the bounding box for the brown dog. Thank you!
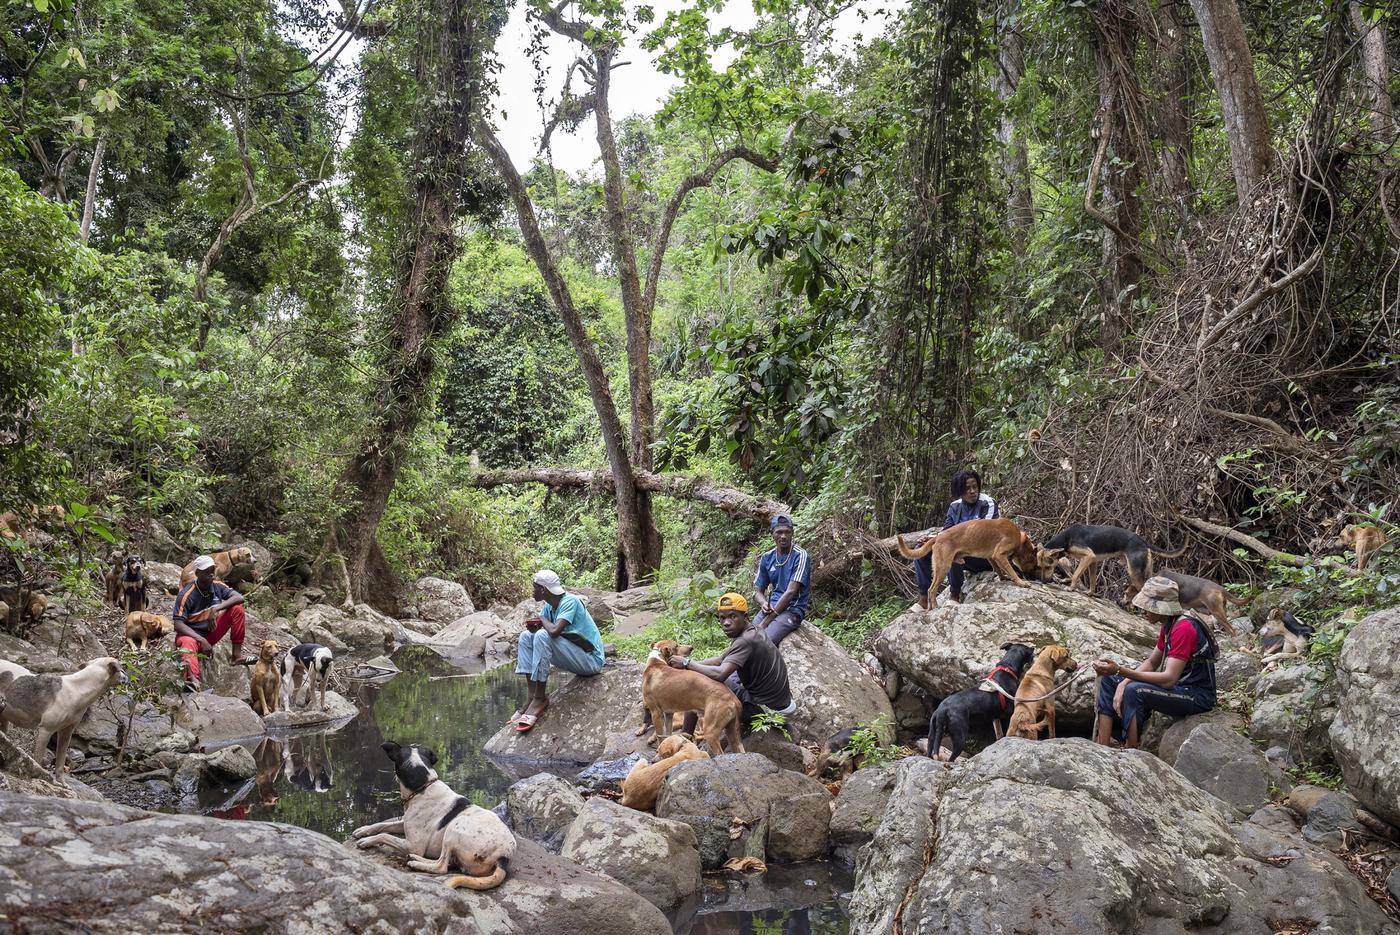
[104,549,126,605]
[1158,571,1249,633]
[249,640,282,717]
[1340,525,1388,572]
[124,611,173,651]
[0,587,47,629]
[1005,645,1078,740]
[897,518,1039,607]
[640,639,744,756]
[180,547,257,588]
[620,734,708,811]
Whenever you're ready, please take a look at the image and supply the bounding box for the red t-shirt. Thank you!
[1155,617,1199,661]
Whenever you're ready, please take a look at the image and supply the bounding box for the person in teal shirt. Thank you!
[512,569,604,733]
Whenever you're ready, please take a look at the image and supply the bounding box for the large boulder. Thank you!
[143,561,183,595]
[483,664,644,767]
[175,692,266,745]
[560,798,702,910]
[847,739,1396,935]
[655,753,832,867]
[430,611,510,648]
[1159,714,1281,815]
[875,576,1157,725]
[781,622,896,744]
[412,576,475,625]
[505,773,586,852]
[74,699,196,760]
[292,603,401,655]
[262,690,358,730]
[1329,606,1400,826]
[829,764,899,865]
[1250,659,1336,764]
[145,518,186,563]
[0,793,669,934]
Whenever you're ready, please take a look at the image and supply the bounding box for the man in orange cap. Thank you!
[670,592,795,733]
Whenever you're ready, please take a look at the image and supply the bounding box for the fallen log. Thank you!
[470,467,792,523]
[810,527,937,587]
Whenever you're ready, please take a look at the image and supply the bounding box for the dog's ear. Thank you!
[422,746,438,766]
[1000,641,1015,651]
[381,741,402,761]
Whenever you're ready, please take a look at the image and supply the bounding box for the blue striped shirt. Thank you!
[755,544,811,618]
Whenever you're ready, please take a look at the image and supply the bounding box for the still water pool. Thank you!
[201,645,851,934]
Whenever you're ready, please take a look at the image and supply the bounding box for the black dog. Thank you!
[1036,524,1185,600]
[927,642,1035,762]
[119,555,147,613]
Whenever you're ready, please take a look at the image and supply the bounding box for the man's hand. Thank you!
[667,656,686,669]
[195,636,213,654]
[1092,658,1119,677]
[1113,679,1128,716]
[760,602,773,616]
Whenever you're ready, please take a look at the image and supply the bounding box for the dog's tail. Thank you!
[1147,542,1187,559]
[1224,590,1252,606]
[896,533,937,560]
[926,709,947,761]
[445,865,507,891]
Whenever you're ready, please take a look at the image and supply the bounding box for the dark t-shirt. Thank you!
[720,625,792,710]
[173,580,234,636]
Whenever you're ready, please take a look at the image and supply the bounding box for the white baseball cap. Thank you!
[193,555,216,571]
[532,569,565,595]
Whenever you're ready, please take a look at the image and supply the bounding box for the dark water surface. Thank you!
[203,644,850,933]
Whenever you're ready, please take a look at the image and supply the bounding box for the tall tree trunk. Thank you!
[994,0,1033,245]
[1090,0,1144,348]
[79,136,105,243]
[1187,0,1273,200]
[338,0,486,601]
[1349,0,1394,143]
[1155,0,1193,205]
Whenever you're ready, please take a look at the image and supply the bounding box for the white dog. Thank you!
[351,741,515,890]
[0,656,123,776]
[280,642,333,710]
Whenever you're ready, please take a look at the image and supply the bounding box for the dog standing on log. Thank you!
[897,518,1039,608]
[352,741,516,890]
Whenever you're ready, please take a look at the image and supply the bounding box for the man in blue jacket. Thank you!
[752,513,811,646]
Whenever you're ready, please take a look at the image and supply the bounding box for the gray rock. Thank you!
[146,518,186,563]
[891,687,929,734]
[830,764,898,865]
[739,729,806,773]
[1215,650,1261,694]
[656,753,832,867]
[1286,784,1365,850]
[143,561,183,595]
[175,692,266,745]
[561,797,702,910]
[430,610,508,646]
[575,753,645,794]
[262,690,358,730]
[780,622,896,745]
[26,617,105,663]
[413,576,475,624]
[74,699,194,760]
[1389,865,1400,905]
[483,664,644,766]
[847,739,1396,935]
[1250,658,1336,763]
[0,792,670,934]
[1329,606,1400,826]
[505,773,586,852]
[876,576,1158,726]
[1158,709,1244,766]
[174,744,257,794]
[1248,803,1301,837]
[1168,719,1277,815]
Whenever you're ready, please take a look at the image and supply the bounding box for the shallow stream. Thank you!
[196,645,852,934]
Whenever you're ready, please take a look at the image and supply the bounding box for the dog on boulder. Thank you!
[179,546,257,588]
[1005,645,1078,740]
[926,642,1035,761]
[620,734,707,811]
[897,518,1039,607]
[352,741,516,890]
[638,638,743,756]
[280,642,333,711]
[249,640,282,717]
[0,656,123,776]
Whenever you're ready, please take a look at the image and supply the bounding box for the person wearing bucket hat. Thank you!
[511,570,605,733]
[670,592,795,735]
[752,513,811,646]
[1091,575,1218,748]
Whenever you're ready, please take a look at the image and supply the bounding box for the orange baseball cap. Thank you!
[716,592,749,614]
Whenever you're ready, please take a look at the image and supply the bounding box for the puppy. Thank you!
[926,642,1035,761]
[180,546,257,588]
[280,642,334,711]
[1036,524,1185,599]
[352,741,515,890]
[1259,608,1312,667]
[249,640,282,717]
[896,518,1039,606]
[620,734,708,811]
[1005,645,1078,740]
[640,639,744,755]
[118,554,148,613]
[1159,570,1250,633]
[0,656,123,776]
[1340,524,1388,573]
[104,549,126,605]
[124,611,173,651]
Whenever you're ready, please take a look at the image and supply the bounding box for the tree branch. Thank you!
[643,145,780,314]
[809,527,938,587]
[1179,515,1308,566]
[470,466,791,522]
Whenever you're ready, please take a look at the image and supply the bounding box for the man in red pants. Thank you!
[172,555,252,692]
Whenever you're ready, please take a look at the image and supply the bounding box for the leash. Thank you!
[980,667,1090,704]
[978,665,1022,712]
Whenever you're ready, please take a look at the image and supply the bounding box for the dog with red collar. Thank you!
[926,642,1035,761]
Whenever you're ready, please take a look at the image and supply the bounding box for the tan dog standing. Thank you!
[620,734,708,811]
[179,546,256,588]
[897,518,1039,607]
[1340,524,1388,572]
[1005,645,1078,740]
[249,640,282,717]
[640,639,744,755]
[124,611,173,651]
[0,656,123,776]
[1158,571,1250,633]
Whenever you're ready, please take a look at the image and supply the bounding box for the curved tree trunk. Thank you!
[1188,0,1273,200]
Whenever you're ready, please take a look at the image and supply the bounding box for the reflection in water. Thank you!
[202,645,848,932]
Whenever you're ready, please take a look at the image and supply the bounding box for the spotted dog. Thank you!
[281,642,333,710]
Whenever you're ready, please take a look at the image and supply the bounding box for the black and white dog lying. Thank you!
[280,643,333,711]
[351,742,515,890]
[926,642,1035,762]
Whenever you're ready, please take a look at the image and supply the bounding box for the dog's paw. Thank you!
[350,826,370,840]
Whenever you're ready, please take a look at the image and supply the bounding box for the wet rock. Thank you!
[1163,716,1279,815]
[847,739,1395,935]
[561,797,702,910]
[1329,606,1400,826]
[656,753,832,867]
[575,753,645,794]
[263,690,357,730]
[875,576,1157,726]
[74,699,195,760]
[780,622,896,745]
[483,664,644,766]
[176,692,266,745]
[505,773,585,852]
[143,561,183,595]
[174,744,257,794]
[740,730,806,773]
[412,576,475,625]
[348,655,399,679]
[0,793,669,934]
[830,764,898,865]
[430,611,508,647]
